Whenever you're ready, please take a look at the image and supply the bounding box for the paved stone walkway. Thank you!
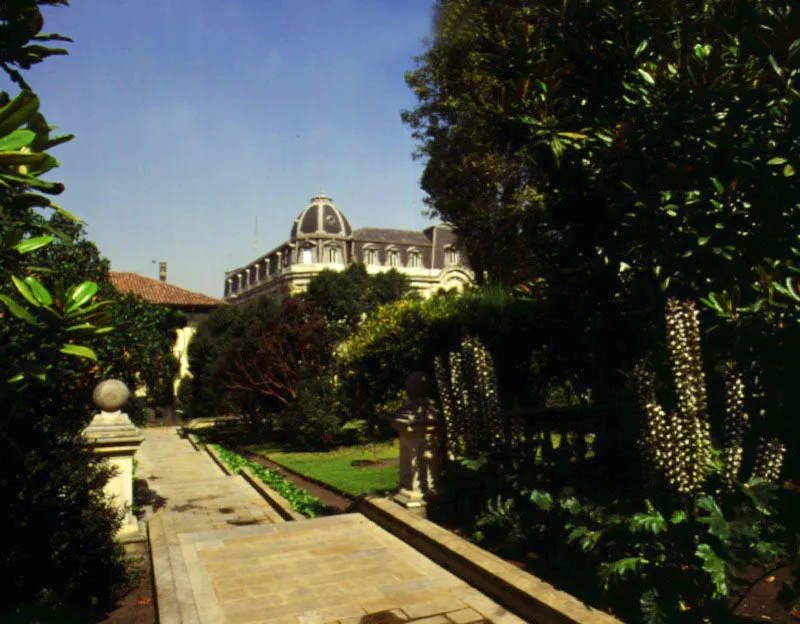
[138,428,526,624]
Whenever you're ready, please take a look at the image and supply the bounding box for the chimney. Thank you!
[159,261,167,282]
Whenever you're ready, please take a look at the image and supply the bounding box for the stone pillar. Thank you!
[391,372,443,512]
[83,380,145,542]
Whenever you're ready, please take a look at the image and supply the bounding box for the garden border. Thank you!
[240,467,306,522]
[203,441,305,521]
[353,496,623,624]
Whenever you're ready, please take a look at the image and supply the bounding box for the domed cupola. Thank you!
[290,193,352,241]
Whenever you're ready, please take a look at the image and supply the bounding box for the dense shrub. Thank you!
[431,298,793,623]
[187,296,335,444]
[0,2,131,613]
[304,263,412,335]
[1,372,128,612]
[279,375,344,450]
[335,286,580,426]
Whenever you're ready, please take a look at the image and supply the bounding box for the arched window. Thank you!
[326,245,341,264]
[364,247,378,265]
[387,248,400,267]
[408,249,421,268]
[300,246,314,264]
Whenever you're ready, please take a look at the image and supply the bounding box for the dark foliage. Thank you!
[303,263,412,335]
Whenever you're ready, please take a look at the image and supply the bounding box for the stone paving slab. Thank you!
[175,513,526,624]
[138,429,526,624]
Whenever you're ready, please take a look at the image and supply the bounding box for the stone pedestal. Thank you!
[83,380,145,542]
[391,372,443,512]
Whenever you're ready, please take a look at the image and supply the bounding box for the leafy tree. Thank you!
[100,293,183,424]
[403,2,543,287]
[406,0,800,451]
[0,1,128,614]
[187,296,334,442]
[22,216,185,424]
[185,301,244,419]
[304,263,411,333]
[222,297,331,408]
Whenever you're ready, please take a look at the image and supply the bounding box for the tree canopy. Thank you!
[303,263,412,332]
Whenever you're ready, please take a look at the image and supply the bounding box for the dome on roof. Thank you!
[290,193,352,241]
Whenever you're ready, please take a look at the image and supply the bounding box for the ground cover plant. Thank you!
[252,441,400,498]
[211,444,327,518]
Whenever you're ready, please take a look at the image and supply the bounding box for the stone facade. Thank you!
[223,193,474,303]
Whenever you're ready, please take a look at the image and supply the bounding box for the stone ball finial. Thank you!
[405,372,430,401]
[93,380,130,413]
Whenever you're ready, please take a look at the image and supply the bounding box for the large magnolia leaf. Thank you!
[0,128,35,151]
[13,235,53,254]
[0,91,39,137]
[0,294,39,326]
[59,344,97,361]
[65,281,98,312]
[24,277,52,305]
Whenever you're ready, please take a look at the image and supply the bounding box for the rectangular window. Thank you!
[409,252,421,268]
[388,250,399,267]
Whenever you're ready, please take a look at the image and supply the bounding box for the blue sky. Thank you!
[18,0,436,297]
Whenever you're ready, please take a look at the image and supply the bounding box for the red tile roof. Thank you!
[109,272,223,307]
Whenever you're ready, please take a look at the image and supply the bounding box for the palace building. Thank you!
[223,193,473,303]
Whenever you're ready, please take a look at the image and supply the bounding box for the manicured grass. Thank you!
[250,442,400,497]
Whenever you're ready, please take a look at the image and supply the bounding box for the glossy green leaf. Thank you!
[0,129,35,151]
[0,152,50,168]
[13,235,54,254]
[0,173,64,194]
[51,202,83,222]
[65,281,98,312]
[24,277,52,305]
[637,68,655,85]
[767,156,787,165]
[783,164,795,177]
[0,294,39,326]
[11,275,39,307]
[0,91,39,137]
[59,344,97,361]
[768,54,783,77]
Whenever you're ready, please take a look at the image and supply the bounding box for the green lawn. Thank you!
[248,442,400,497]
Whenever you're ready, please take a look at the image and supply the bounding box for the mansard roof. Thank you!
[352,227,431,246]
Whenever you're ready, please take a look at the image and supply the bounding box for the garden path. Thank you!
[138,428,526,624]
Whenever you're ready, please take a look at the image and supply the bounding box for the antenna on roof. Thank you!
[254,216,259,256]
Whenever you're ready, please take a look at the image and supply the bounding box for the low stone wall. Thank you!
[354,496,622,624]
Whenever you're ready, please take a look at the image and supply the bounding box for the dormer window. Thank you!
[326,245,341,263]
[408,250,421,268]
[365,247,378,265]
[444,246,459,265]
[387,249,400,267]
